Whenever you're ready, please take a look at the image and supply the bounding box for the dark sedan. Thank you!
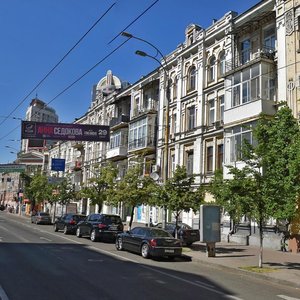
[76,213,123,242]
[115,227,182,259]
[53,213,86,234]
[31,212,52,225]
[154,222,200,246]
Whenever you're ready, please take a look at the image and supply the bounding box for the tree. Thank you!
[156,165,204,237]
[108,165,156,229]
[209,106,300,267]
[25,174,52,212]
[80,164,117,213]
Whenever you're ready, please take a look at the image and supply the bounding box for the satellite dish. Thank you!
[150,172,159,181]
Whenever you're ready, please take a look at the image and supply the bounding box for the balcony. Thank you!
[109,115,130,130]
[128,136,155,153]
[132,103,157,119]
[225,46,276,75]
[107,145,128,160]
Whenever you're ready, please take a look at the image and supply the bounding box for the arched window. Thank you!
[187,66,196,92]
[218,51,226,77]
[208,56,216,82]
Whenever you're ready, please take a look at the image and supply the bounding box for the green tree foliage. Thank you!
[209,106,300,267]
[80,164,117,213]
[109,165,156,229]
[156,165,204,236]
[25,174,52,210]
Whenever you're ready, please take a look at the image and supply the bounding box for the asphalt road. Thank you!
[0,212,299,300]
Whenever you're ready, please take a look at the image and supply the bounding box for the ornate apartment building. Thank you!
[44,0,300,247]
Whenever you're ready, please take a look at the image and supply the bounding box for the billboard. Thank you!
[21,121,110,142]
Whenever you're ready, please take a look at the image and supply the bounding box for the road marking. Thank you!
[155,280,166,284]
[87,259,104,262]
[40,237,52,242]
[195,280,215,288]
[0,285,9,300]
[278,295,300,300]
[225,296,244,300]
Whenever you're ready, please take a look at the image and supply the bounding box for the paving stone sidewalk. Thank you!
[184,241,300,289]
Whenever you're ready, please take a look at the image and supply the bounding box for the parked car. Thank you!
[31,211,52,225]
[76,213,123,242]
[115,227,182,259]
[53,213,86,234]
[154,222,200,246]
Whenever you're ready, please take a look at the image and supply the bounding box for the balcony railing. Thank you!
[109,115,130,128]
[132,103,157,118]
[225,46,276,74]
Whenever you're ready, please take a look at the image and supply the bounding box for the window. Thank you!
[241,39,251,64]
[208,99,215,126]
[129,118,148,150]
[171,153,176,175]
[208,56,216,82]
[228,123,254,162]
[217,144,223,170]
[187,106,196,130]
[264,27,275,51]
[110,131,127,149]
[219,95,224,122]
[231,65,261,108]
[186,151,194,176]
[187,66,196,92]
[172,113,177,134]
[219,51,226,77]
[172,76,178,100]
[206,146,213,172]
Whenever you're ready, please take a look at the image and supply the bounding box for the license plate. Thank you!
[165,249,174,253]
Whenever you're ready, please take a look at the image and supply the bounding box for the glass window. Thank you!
[219,95,224,122]
[209,56,216,82]
[186,151,194,176]
[188,66,196,92]
[219,52,226,77]
[264,27,276,50]
[173,76,178,100]
[208,99,215,126]
[187,106,195,130]
[217,144,223,170]
[241,39,251,64]
[206,146,213,172]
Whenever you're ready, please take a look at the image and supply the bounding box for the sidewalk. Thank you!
[184,241,300,289]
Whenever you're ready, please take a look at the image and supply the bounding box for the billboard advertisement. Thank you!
[21,121,110,142]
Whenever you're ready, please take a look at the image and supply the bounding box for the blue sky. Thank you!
[0,0,259,164]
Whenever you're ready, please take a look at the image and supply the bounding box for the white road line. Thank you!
[155,280,166,284]
[195,280,215,288]
[225,296,244,300]
[277,295,300,300]
[0,285,9,300]
[87,259,104,262]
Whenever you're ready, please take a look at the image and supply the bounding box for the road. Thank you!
[0,212,299,300]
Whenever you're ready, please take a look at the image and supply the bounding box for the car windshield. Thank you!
[39,213,50,216]
[102,216,122,224]
[149,229,173,238]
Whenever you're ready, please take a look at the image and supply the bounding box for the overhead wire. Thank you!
[0,2,116,129]
[0,0,161,141]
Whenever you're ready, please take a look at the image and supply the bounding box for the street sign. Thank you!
[0,164,26,173]
[51,159,65,172]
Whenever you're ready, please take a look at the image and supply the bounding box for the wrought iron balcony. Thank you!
[109,115,130,129]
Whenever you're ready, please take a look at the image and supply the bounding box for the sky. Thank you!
[0,0,260,164]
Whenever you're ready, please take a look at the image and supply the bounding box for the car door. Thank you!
[58,215,66,230]
[80,214,94,235]
[123,228,142,252]
[130,228,145,253]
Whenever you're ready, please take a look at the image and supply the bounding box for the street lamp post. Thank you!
[122,32,170,228]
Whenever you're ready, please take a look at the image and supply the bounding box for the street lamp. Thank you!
[122,32,170,228]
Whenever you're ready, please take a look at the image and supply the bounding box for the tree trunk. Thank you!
[258,218,263,268]
[128,206,135,230]
[175,213,179,239]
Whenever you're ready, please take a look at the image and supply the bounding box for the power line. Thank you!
[108,0,159,45]
[0,3,116,129]
[2,58,300,143]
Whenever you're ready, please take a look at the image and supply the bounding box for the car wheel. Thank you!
[90,229,98,242]
[76,227,82,238]
[115,237,123,251]
[141,243,150,259]
[54,224,58,232]
[63,226,68,235]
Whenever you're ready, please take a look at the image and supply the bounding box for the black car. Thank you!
[115,227,182,259]
[53,213,86,234]
[154,222,200,246]
[76,213,123,242]
[31,211,52,225]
